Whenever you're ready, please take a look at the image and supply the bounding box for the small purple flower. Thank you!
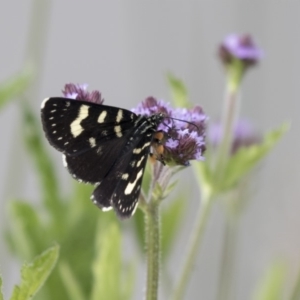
[219,34,262,67]
[62,83,104,104]
[209,119,261,154]
[132,97,207,166]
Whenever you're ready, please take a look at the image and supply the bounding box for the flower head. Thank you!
[132,97,207,166]
[209,119,261,154]
[62,83,103,104]
[219,34,263,67]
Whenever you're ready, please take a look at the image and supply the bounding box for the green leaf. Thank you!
[65,182,94,229]
[10,245,59,300]
[121,261,135,300]
[253,261,286,300]
[0,66,32,110]
[21,103,63,218]
[58,262,85,300]
[161,196,186,260]
[220,123,290,192]
[193,160,214,199]
[0,276,3,300]
[166,73,190,107]
[91,219,134,300]
[6,201,45,260]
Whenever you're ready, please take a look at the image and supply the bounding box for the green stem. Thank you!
[172,193,213,300]
[145,201,160,300]
[214,60,243,183]
[216,215,237,300]
[214,88,238,178]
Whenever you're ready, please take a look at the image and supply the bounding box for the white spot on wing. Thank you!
[122,173,129,180]
[131,202,138,216]
[41,98,49,109]
[136,156,145,167]
[62,154,68,167]
[70,105,89,137]
[102,206,113,212]
[133,142,151,154]
[98,111,107,123]
[89,137,96,147]
[133,148,141,154]
[116,109,123,123]
[125,169,143,195]
[114,125,122,137]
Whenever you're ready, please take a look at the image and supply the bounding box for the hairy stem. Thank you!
[145,201,160,300]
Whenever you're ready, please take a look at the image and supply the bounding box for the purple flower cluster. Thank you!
[209,119,261,154]
[132,97,207,166]
[218,34,262,67]
[62,83,103,104]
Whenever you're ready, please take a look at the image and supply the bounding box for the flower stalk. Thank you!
[171,33,262,299]
[215,33,262,181]
[145,198,160,300]
[214,80,240,180]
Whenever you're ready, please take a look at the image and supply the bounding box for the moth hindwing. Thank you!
[41,97,164,218]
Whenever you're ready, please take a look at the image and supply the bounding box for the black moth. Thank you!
[41,97,165,218]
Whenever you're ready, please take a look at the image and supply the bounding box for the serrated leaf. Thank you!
[220,123,289,192]
[166,73,190,108]
[161,197,186,260]
[10,245,59,300]
[91,220,124,300]
[0,276,3,300]
[253,261,286,300]
[0,67,32,110]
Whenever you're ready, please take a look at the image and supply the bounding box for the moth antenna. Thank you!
[164,116,200,131]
